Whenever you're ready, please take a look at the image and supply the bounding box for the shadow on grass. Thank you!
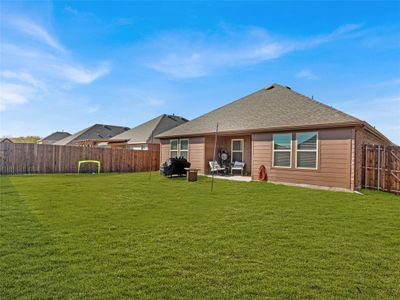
[0,177,85,298]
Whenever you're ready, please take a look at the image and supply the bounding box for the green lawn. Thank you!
[1,173,399,299]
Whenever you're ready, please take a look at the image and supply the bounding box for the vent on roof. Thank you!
[265,85,275,90]
[104,125,111,131]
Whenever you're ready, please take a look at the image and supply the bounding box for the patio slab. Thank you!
[204,174,252,182]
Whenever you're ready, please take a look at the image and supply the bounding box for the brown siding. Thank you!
[159,138,206,173]
[204,135,252,175]
[160,139,170,164]
[354,128,390,190]
[252,128,353,189]
[188,137,206,173]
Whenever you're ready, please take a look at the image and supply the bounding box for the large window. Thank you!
[170,140,178,158]
[179,139,189,159]
[273,133,292,168]
[170,139,189,158]
[231,139,244,162]
[296,132,318,169]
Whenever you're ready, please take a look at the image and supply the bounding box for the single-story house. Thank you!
[54,124,130,146]
[105,114,188,150]
[37,131,71,144]
[0,138,14,144]
[156,83,392,191]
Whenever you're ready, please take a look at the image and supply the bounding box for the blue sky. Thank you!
[1,1,399,143]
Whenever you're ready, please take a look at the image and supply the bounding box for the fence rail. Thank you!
[362,144,400,194]
[0,142,159,174]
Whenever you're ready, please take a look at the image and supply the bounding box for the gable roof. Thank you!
[38,131,71,143]
[157,83,363,138]
[111,114,188,144]
[0,138,13,143]
[54,124,130,145]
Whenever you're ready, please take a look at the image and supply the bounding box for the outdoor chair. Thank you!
[231,161,245,176]
[209,161,226,175]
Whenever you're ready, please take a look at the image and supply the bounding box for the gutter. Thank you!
[156,121,363,139]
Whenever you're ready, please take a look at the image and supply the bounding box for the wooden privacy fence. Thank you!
[363,144,400,194]
[0,142,160,174]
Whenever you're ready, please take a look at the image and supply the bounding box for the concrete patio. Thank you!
[204,174,252,182]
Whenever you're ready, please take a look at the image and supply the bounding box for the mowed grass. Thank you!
[1,173,399,299]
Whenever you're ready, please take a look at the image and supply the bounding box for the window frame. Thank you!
[179,139,189,159]
[295,131,318,170]
[231,139,244,163]
[170,139,178,158]
[272,133,292,168]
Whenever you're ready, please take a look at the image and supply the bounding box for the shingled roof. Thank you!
[157,83,362,138]
[38,131,71,144]
[54,124,130,145]
[111,114,188,144]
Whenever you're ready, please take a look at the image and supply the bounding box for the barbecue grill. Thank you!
[160,157,191,177]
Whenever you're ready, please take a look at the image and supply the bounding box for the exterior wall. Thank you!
[188,137,206,173]
[252,128,354,189]
[354,128,390,190]
[204,135,252,175]
[160,138,206,173]
[160,139,170,164]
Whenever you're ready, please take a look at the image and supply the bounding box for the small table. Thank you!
[185,168,199,182]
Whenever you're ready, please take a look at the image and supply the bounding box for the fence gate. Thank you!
[363,144,400,194]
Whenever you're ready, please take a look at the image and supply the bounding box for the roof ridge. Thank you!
[148,114,166,142]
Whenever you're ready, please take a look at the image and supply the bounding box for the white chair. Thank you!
[209,161,225,175]
[231,161,245,176]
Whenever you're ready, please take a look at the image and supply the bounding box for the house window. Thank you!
[273,133,292,168]
[170,140,178,158]
[179,139,189,159]
[296,132,318,169]
[231,139,244,162]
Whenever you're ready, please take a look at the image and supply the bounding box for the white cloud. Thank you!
[0,18,111,110]
[1,70,47,91]
[296,69,319,80]
[0,82,36,111]
[7,18,65,52]
[56,63,110,84]
[141,24,363,79]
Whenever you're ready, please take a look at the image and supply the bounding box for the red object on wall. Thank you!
[258,165,267,181]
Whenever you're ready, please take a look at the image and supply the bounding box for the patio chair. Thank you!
[209,161,226,175]
[231,161,245,176]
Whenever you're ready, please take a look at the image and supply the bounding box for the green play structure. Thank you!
[77,160,101,174]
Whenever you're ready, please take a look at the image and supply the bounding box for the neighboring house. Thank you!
[156,83,392,191]
[0,138,13,144]
[54,124,130,146]
[107,114,188,150]
[37,131,71,144]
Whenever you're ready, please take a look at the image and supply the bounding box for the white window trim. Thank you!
[231,139,244,163]
[272,133,292,168]
[295,132,318,170]
[179,139,189,159]
[170,139,178,157]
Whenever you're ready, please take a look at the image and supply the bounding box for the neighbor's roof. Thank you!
[0,137,13,143]
[39,131,71,142]
[157,83,363,138]
[54,124,130,145]
[111,114,188,144]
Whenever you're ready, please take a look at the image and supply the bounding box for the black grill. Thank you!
[160,157,191,177]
